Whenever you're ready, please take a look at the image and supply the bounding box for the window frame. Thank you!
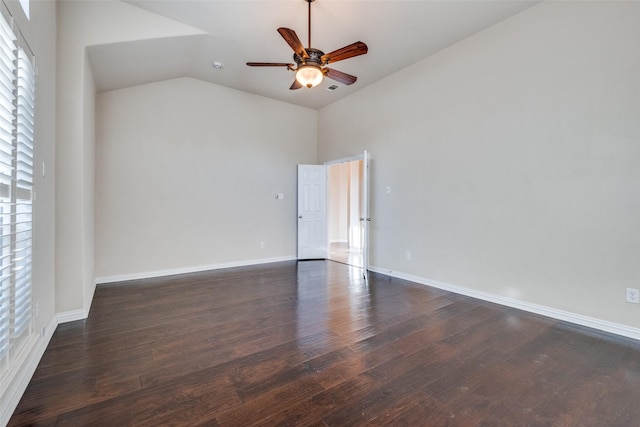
[0,5,35,377]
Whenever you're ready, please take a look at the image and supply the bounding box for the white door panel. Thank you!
[298,165,327,259]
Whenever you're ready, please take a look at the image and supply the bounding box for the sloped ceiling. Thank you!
[87,1,540,110]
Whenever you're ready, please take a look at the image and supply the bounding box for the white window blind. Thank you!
[0,9,35,370]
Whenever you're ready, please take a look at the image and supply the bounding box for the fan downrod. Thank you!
[305,0,315,49]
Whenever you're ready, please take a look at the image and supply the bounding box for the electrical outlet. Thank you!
[260,241,265,249]
[405,251,411,261]
[626,288,639,304]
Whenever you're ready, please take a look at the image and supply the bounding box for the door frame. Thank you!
[297,152,370,273]
[324,151,369,273]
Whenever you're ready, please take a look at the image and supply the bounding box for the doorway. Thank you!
[327,159,364,268]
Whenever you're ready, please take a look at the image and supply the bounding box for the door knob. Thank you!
[298,215,303,219]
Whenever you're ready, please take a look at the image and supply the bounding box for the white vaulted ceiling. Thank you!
[88,1,540,110]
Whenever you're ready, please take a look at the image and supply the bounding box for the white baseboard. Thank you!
[369,265,640,342]
[84,279,97,319]
[56,308,89,324]
[1,315,58,427]
[43,316,57,343]
[56,281,97,324]
[95,255,297,285]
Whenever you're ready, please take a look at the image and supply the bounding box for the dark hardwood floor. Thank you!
[9,261,640,426]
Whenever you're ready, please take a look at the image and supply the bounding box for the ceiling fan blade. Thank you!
[290,80,302,90]
[321,41,368,64]
[277,28,309,59]
[324,68,357,86]
[246,62,294,69]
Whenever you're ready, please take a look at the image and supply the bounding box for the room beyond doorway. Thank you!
[327,159,364,268]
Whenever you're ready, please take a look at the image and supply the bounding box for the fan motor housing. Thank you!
[294,48,325,67]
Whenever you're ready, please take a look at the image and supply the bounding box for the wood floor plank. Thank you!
[9,260,640,426]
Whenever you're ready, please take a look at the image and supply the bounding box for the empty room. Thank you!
[1,0,639,425]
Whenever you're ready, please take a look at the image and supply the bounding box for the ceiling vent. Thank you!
[326,84,340,92]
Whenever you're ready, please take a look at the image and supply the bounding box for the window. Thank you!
[18,0,28,20]
[0,9,35,373]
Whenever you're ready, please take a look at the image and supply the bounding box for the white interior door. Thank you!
[297,165,327,259]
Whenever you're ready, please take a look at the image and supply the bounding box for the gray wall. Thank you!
[318,1,640,329]
[0,0,57,423]
[55,0,202,317]
[95,78,317,280]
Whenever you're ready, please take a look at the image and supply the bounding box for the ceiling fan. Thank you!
[246,0,368,90]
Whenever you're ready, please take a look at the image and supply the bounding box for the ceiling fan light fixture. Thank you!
[246,0,367,91]
[295,64,323,88]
